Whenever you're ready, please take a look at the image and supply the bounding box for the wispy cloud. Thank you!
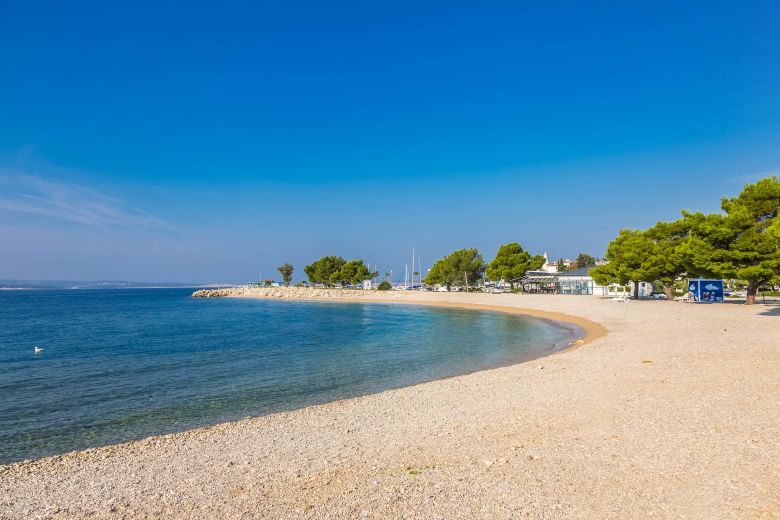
[0,168,175,232]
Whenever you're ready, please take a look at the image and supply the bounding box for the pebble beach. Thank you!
[1,290,778,519]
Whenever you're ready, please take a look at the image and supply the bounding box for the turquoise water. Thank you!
[0,289,580,465]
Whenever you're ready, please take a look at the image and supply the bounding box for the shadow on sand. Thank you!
[758,303,780,317]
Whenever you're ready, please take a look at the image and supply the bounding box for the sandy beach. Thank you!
[2,291,778,519]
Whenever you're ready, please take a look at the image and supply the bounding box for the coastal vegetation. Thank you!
[423,248,486,290]
[276,263,294,286]
[283,178,777,303]
[485,243,544,290]
[682,177,780,304]
[590,221,687,299]
[591,176,780,304]
[304,256,372,287]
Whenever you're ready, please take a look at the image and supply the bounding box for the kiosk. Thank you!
[687,279,724,303]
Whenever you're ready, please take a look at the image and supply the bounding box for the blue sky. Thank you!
[1,1,779,282]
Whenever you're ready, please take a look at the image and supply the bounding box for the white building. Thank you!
[518,267,612,295]
[540,251,574,273]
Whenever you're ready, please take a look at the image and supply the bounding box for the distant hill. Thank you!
[0,280,241,290]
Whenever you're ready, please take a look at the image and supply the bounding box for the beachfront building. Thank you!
[518,267,610,295]
[557,268,604,294]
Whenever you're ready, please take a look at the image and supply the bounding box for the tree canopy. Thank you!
[641,220,689,297]
[276,263,294,285]
[590,229,652,290]
[424,248,485,290]
[592,176,779,303]
[682,176,780,304]
[590,221,689,298]
[303,256,346,286]
[575,253,597,269]
[304,256,372,286]
[333,259,372,286]
[486,243,544,290]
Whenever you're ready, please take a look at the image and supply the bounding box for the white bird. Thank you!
[34,346,43,354]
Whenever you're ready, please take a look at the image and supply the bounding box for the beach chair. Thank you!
[610,294,630,302]
[675,292,693,303]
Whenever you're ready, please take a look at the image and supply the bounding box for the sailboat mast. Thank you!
[411,249,415,288]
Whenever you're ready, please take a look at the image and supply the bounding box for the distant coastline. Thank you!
[0,280,238,290]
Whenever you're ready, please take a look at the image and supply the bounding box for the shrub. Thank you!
[378,281,392,291]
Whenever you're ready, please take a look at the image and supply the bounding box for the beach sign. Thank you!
[687,279,724,303]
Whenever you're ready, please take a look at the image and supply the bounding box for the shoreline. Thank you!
[1,293,602,467]
[1,294,596,467]
[205,285,608,347]
[226,294,607,350]
[3,292,778,518]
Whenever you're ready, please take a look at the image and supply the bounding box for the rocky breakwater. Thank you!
[192,286,402,300]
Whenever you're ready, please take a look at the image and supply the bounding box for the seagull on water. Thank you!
[34,346,43,354]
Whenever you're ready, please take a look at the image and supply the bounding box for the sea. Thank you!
[0,288,580,465]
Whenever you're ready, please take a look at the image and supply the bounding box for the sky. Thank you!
[1,1,779,283]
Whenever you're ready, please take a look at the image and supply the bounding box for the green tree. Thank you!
[276,263,294,286]
[424,261,445,287]
[682,177,780,304]
[485,243,544,290]
[556,258,570,272]
[377,280,392,291]
[424,248,485,290]
[590,229,653,298]
[641,220,689,298]
[304,256,346,286]
[591,222,689,299]
[333,259,372,286]
[575,253,597,269]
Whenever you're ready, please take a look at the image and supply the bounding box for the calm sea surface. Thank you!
[0,289,580,464]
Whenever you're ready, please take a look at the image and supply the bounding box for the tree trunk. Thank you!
[633,282,639,299]
[746,281,759,305]
[509,281,515,291]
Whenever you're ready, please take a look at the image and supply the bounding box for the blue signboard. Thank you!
[687,279,724,303]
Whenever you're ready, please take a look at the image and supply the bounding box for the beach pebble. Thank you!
[4,290,775,519]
